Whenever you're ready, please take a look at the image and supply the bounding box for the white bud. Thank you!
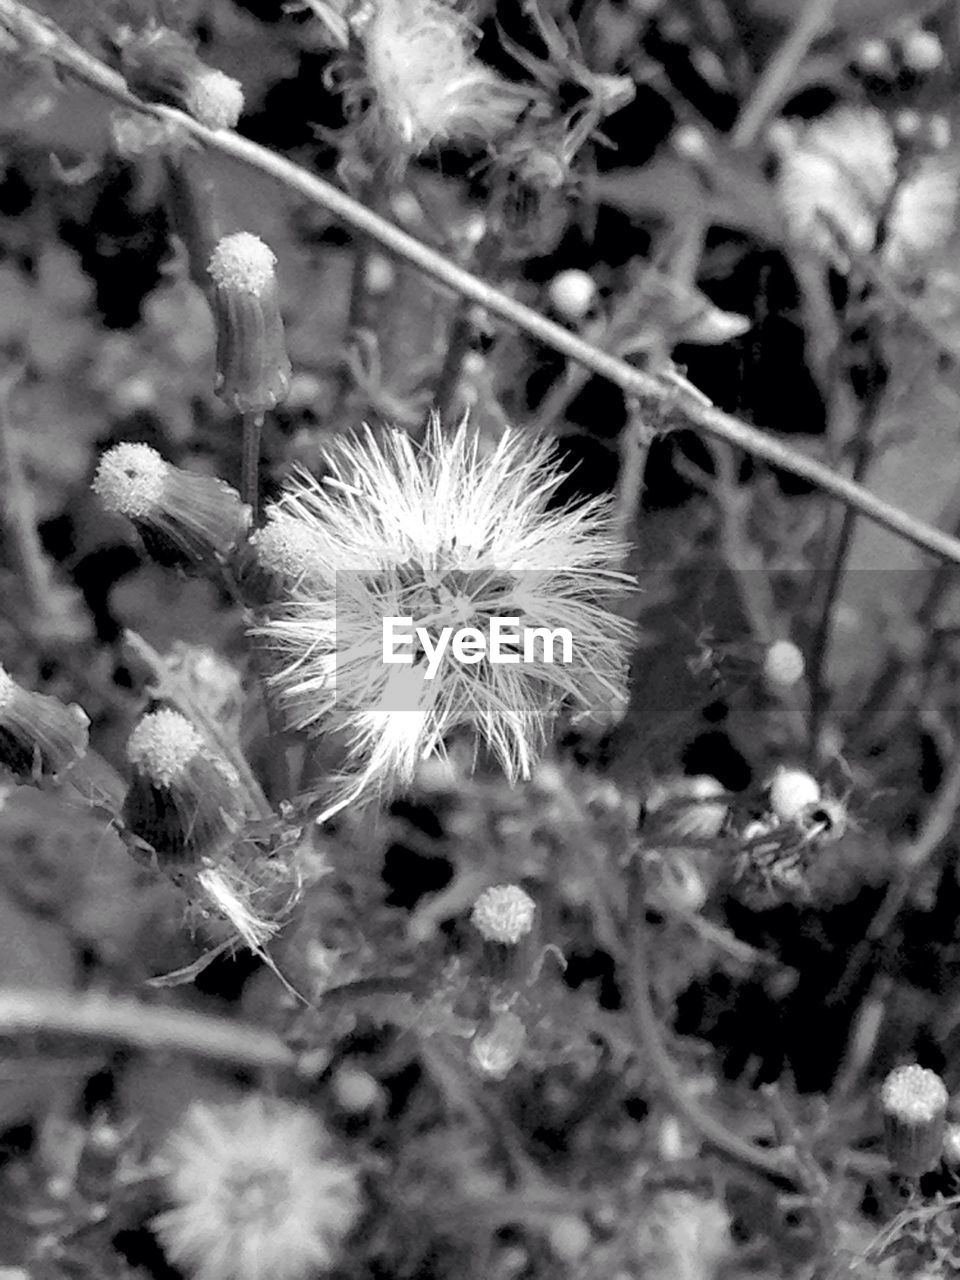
[331,1064,384,1113]
[389,191,422,224]
[188,69,244,131]
[207,231,277,297]
[471,884,536,944]
[548,269,596,323]
[546,1216,592,1262]
[363,253,395,295]
[92,443,168,518]
[768,766,820,822]
[127,709,204,786]
[763,639,805,688]
[901,28,943,75]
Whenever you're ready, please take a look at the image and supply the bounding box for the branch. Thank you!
[4,0,960,564]
[0,988,295,1068]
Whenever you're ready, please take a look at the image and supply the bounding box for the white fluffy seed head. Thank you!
[127,709,204,786]
[471,884,536,944]
[881,1064,948,1124]
[188,69,244,130]
[548,269,596,322]
[763,639,805,688]
[92,443,168,518]
[768,766,821,822]
[0,663,16,711]
[207,232,277,297]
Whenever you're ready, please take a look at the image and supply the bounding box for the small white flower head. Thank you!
[0,661,89,782]
[93,444,249,566]
[763,638,805,688]
[360,0,530,159]
[471,883,536,944]
[251,508,327,592]
[880,1064,948,1176]
[900,28,943,75]
[207,233,291,414]
[548,270,597,323]
[768,766,820,823]
[154,1095,362,1280]
[120,28,244,130]
[469,1009,526,1079]
[253,417,634,822]
[645,775,727,841]
[774,105,957,273]
[123,709,245,862]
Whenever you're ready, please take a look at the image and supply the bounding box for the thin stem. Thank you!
[0,367,54,623]
[241,411,264,522]
[0,988,295,1069]
[3,0,960,564]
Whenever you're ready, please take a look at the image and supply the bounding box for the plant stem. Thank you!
[0,367,53,625]
[4,0,960,563]
[0,988,294,1069]
[241,411,264,522]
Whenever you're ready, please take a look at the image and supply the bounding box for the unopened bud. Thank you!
[548,269,597,323]
[207,232,291,414]
[93,443,249,567]
[120,28,244,130]
[880,1064,948,1176]
[123,708,245,861]
[768,766,820,822]
[469,1009,526,1079]
[0,663,89,782]
[763,639,805,688]
[471,884,536,944]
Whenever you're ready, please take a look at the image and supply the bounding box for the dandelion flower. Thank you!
[361,0,530,157]
[252,418,634,821]
[154,1095,362,1280]
[774,105,957,272]
[880,1064,948,1176]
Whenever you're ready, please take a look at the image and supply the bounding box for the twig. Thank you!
[240,410,264,521]
[3,1,960,565]
[0,988,295,1069]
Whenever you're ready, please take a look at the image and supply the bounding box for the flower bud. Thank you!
[768,766,820,823]
[122,708,245,862]
[0,664,89,782]
[207,232,291,415]
[880,1064,948,1176]
[763,639,805,688]
[548,269,596,323]
[93,443,249,567]
[120,28,244,130]
[469,1009,526,1079]
[471,884,536,945]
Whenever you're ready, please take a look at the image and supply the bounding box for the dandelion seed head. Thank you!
[252,418,633,817]
[188,69,245,131]
[155,1095,362,1280]
[127,709,204,786]
[208,232,277,297]
[93,443,168,518]
[471,883,536,944]
[881,1064,948,1124]
[362,0,526,155]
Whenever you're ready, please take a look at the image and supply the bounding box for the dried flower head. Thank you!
[774,106,958,272]
[0,663,89,782]
[469,1008,526,1079]
[253,418,634,821]
[123,708,245,862]
[93,443,249,566]
[155,1095,362,1280]
[207,232,291,415]
[880,1064,948,1176]
[120,28,244,130]
[360,0,530,158]
[471,883,536,944]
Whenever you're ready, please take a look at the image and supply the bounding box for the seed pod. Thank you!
[120,28,244,130]
[471,884,536,945]
[122,708,245,863]
[0,664,89,782]
[880,1064,948,1176]
[92,443,249,567]
[207,232,291,415]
